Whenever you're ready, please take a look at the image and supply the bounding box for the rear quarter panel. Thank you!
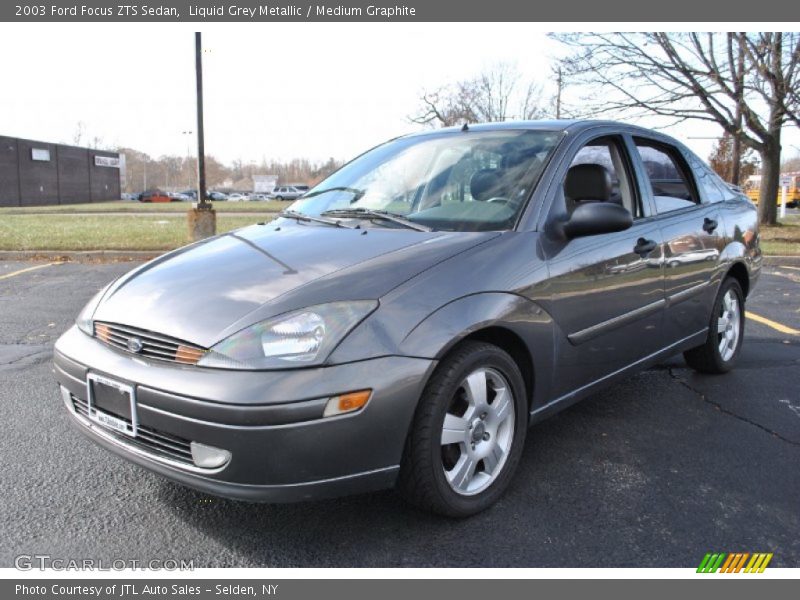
[718,194,762,293]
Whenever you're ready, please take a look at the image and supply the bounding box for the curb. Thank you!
[0,250,164,263]
[762,255,800,266]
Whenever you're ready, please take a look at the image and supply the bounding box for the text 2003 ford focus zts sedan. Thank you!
[54,120,760,517]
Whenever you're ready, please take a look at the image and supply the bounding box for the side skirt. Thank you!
[528,329,708,424]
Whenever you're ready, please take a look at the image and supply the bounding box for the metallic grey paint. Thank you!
[53,120,761,502]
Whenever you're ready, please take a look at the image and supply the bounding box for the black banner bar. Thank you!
[0,0,788,22]
[4,579,799,600]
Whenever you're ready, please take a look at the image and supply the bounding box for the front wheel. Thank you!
[683,278,745,374]
[398,341,528,517]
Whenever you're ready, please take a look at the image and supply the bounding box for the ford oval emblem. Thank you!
[127,337,144,353]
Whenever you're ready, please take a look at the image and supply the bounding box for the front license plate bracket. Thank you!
[86,373,138,437]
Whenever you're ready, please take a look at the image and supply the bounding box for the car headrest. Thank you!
[470,169,504,202]
[564,164,612,202]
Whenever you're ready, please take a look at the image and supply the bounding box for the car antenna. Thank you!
[461,122,469,132]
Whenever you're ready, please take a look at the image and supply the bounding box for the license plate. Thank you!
[93,409,129,435]
[86,373,138,437]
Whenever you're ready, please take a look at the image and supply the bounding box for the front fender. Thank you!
[398,292,556,411]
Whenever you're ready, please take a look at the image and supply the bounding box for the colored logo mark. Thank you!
[697,552,773,573]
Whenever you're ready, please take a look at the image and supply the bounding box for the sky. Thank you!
[0,23,798,167]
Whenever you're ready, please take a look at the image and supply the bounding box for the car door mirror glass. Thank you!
[562,202,633,239]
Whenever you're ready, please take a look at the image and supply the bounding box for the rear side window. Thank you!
[705,167,736,202]
[682,148,735,203]
[633,138,699,213]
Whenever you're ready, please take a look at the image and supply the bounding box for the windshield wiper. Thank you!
[278,210,355,228]
[321,208,432,232]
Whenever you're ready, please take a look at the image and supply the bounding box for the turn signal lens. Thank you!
[323,390,372,418]
[95,323,111,342]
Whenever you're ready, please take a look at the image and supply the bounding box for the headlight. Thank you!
[197,301,378,370]
[76,287,109,336]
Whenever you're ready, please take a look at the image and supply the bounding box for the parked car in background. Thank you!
[207,191,228,201]
[55,120,760,517]
[180,190,198,200]
[139,190,172,203]
[121,193,138,201]
[227,193,248,202]
[249,193,270,201]
[271,186,305,201]
[170,192,193,202]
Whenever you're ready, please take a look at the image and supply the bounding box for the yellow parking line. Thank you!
[0,262,55,281]
[746,311,800,336]
[779,265,800,272]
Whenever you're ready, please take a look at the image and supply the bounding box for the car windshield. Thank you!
[288,129,561,232]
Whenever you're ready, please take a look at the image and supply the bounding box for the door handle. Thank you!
[634,238,657,256]
[703,217,718,233]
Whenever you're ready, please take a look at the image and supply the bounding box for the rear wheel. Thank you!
[683,278,745,374]
[398,341,527,517]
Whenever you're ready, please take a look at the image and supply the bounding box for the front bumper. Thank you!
[54,326,435,502]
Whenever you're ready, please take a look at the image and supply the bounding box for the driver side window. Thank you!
[565,138,641,219]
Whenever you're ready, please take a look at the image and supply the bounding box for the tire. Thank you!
[683,278,745,374]
[398,341,528,517]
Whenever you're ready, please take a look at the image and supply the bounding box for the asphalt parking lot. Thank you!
[1,259,798,568]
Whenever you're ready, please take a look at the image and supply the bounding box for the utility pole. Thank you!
[195,33,209,208]
[730,39,745,186]
[187,32,216,240]
[182,130,193,189]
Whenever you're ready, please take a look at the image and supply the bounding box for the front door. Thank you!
[539,136,666,399]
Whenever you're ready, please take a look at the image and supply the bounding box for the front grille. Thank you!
[71,394,194,466]
[94,322,206,365]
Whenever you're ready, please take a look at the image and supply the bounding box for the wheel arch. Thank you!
[725,260,750,298]
[458,326,535,413]
[399,292,555,414]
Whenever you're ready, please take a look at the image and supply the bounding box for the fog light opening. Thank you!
[323,389,372,418]
[190,442,231,469]
[59,386,73,409]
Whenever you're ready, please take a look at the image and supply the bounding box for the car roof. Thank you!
[399,119,677,141]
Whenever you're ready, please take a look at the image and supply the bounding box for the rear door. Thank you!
[629,136,724,343]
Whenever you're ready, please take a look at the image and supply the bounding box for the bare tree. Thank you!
[411,63,547,127]
[553,32,800,225]
[71,121,85,146]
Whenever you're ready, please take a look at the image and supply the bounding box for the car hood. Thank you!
[93,222,498,348]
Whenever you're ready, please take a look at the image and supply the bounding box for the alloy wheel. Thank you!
[717,289,741,362]
[440,367,515,496]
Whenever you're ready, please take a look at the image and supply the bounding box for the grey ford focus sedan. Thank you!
[54,121,761,517]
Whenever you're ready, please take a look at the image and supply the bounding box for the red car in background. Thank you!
[139,190,172,203]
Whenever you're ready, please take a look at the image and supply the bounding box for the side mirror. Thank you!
[562,202,633,239]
